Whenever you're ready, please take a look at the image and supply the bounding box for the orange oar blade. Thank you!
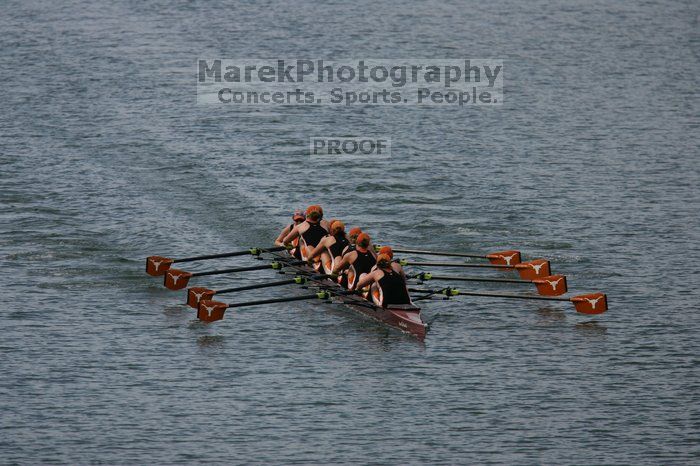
[197,300,228,322]
[163,269,193,290]
[533,274,568,296]
[187,287,216,308]
[515,259,551,279]
[486,250,521,266]
[571,293,608,314]
[146,256,174,276]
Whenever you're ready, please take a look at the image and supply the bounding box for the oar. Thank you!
[377,246,522,265]
[410,272,568,296]
[397,258,552,280]
[186,276,309,308]
[408,287,608,314]
[197,291,331,322]
[163,261,303,290]
[146,246,285,276]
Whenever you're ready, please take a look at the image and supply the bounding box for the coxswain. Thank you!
[275,210,306,259]
[332,232,377,290]
[282,205,329,261]
[306,220,350,274]
[354,253,412,306]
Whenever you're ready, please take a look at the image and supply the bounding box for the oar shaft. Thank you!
[227,293,323,308]
[216,278,298,295]
[403,261,512,269]
[424,274,530,284]
[456,290,568,302]
[174,246,285,263]
[408,288,568,302]
[191,264,272,277]
[191,260,304,278]
[391,248,485,259]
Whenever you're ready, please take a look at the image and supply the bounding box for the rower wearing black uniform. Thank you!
[332,233,377,290]
[275,210,306,259]
[355,253,412,307]
[282,205,329,262]
[306,220,350,274]
[343,227,363,255]
[370,246,406,277]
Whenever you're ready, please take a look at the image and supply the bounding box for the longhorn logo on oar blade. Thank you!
[163,269,193,290]
[585,296,603,309]
[146,256,174,276]
[545,277,563,290]
[571,293,608,314]
[533,275,567,296]
[501,254,517,265]
[515,259,551,280]
[487,250,522,266]
[202,304,216,318]
[197,300,227,322]
[187,287,215,308]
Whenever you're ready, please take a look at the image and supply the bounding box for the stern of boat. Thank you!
[385,304,427,340]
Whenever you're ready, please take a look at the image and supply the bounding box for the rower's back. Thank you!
[300,221,327,249]
[377,269,411,306]
[328,233,349,258]
[344,232,376,289]
[352,249,376,276]
[298,205,329,257]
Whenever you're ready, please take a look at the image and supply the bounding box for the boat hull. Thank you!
[276,254,427,340]
[342,300,427,341]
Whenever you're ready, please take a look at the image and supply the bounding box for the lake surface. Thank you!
[1,0,698,464]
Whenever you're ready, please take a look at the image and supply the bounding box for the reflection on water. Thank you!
[187,319,211,330]
[535,306,567,322]
[197,334,226,348]
[162,304,189,317]
[574,320,608,336]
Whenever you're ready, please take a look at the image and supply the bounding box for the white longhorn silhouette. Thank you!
[151,260,162,271]
[545,277,563,290]
[192,291,206,301]
[585,297,603,309]
[500,253,517,265]
[527,262,547,274]
[169,273,181,285]
[201,304,216,318]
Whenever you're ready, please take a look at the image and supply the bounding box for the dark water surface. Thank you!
[1,0,699,464]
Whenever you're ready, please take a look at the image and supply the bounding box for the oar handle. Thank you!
[174,246,285,263]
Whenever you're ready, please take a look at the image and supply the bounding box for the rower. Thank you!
[282,205,329,262]
[343,227,363,254]
[306,220,350,274]
[274,210,306,259]
[332,232,377,290]
[355,253,412,307]
[372,246,406,280]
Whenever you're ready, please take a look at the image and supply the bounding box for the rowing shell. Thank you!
[270,251,428,341]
